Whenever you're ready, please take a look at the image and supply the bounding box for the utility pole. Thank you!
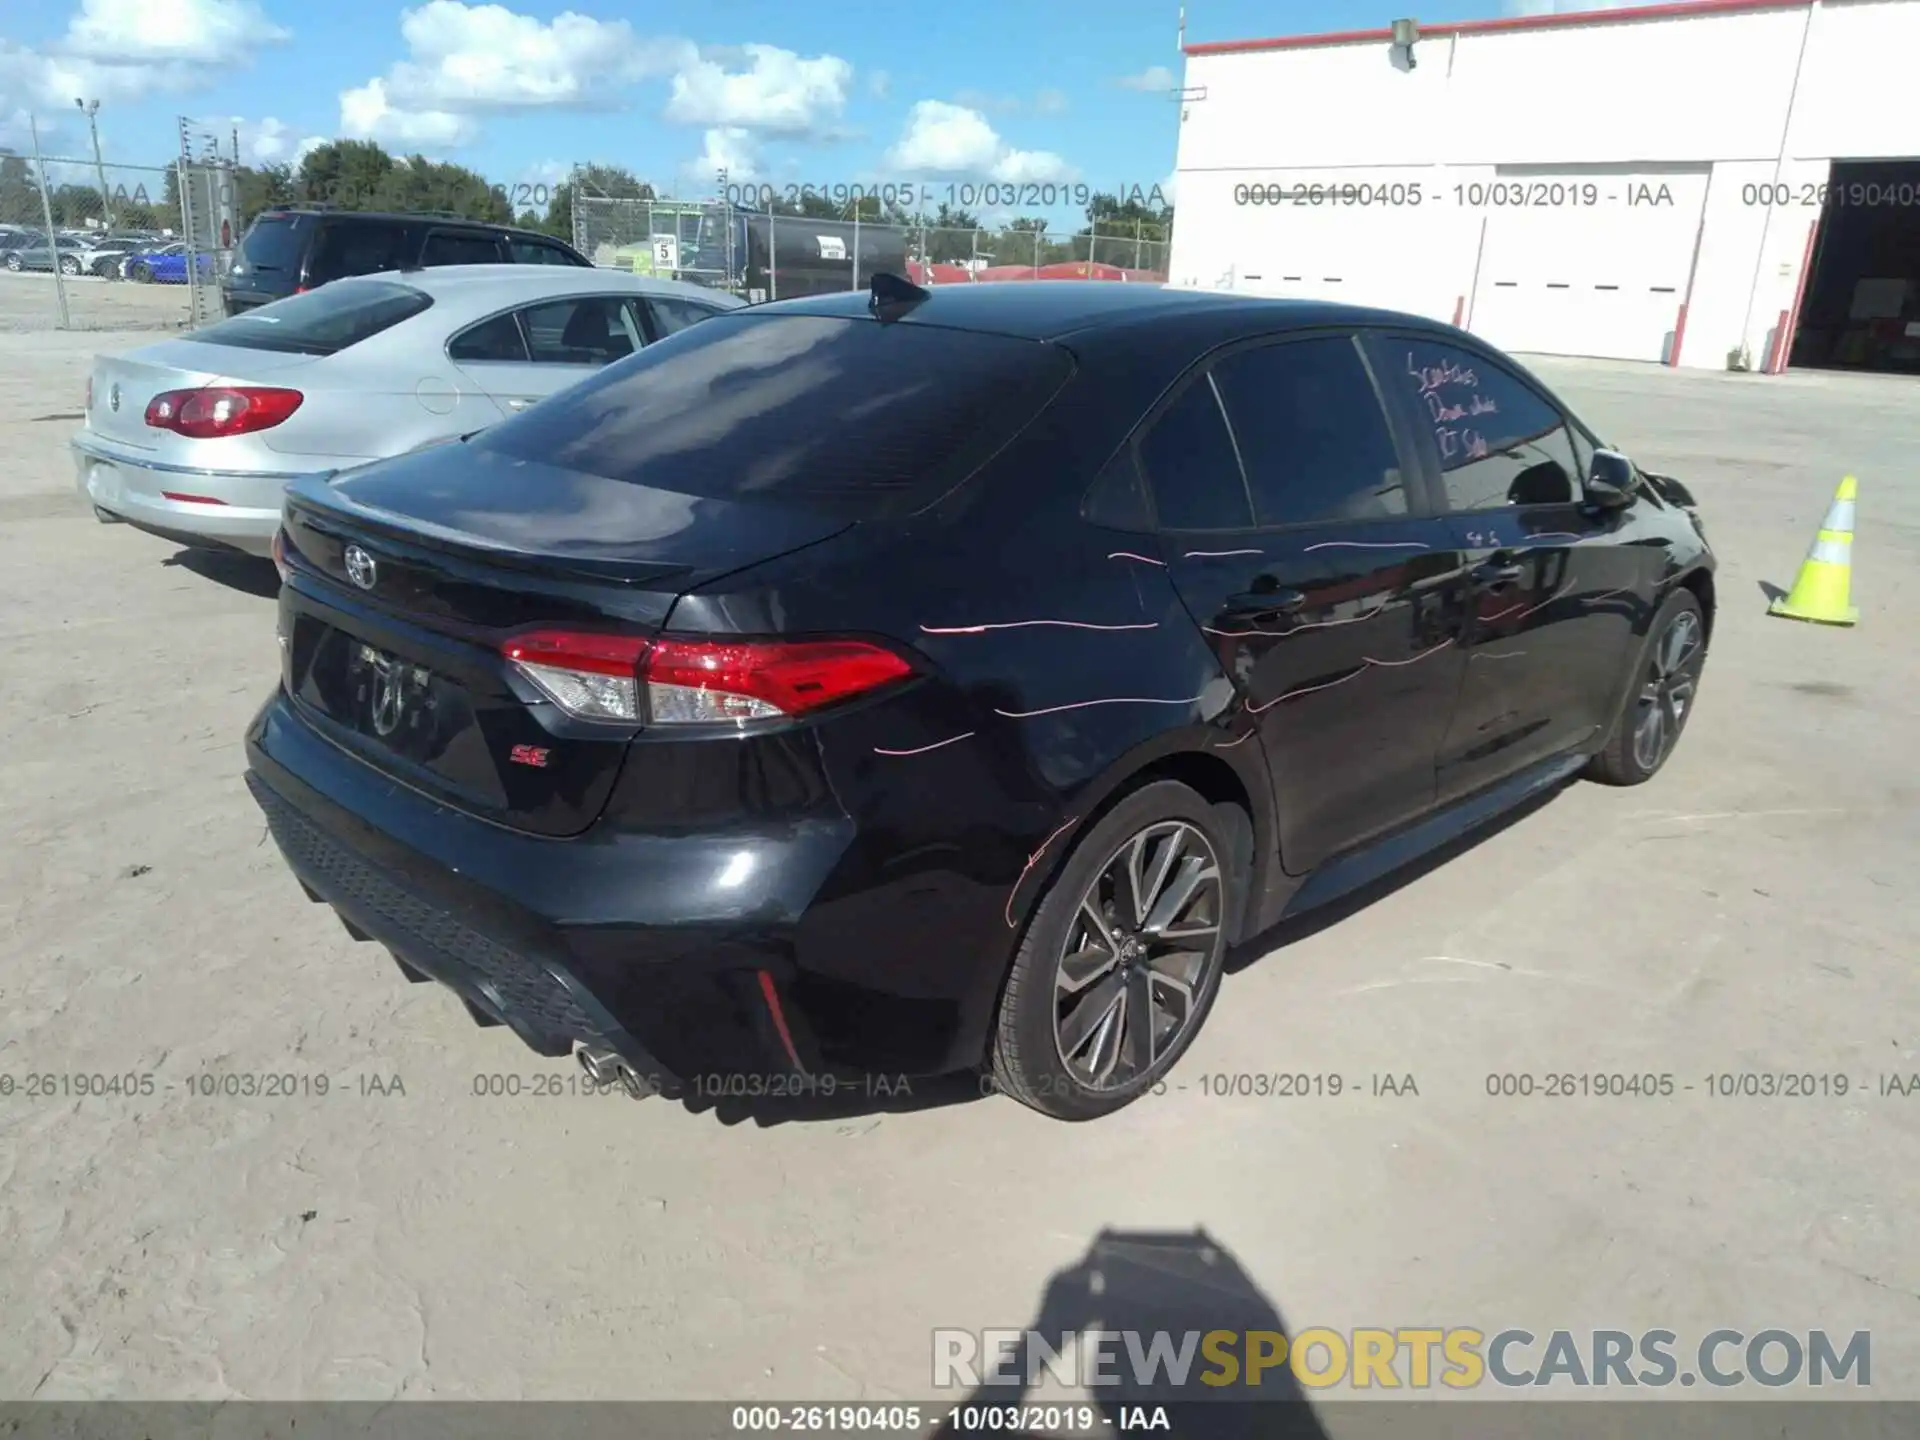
[75,98,115,230]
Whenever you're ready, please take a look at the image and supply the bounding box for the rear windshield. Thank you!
[239,216,305,272]
[475,314,1075,519]
[191,279,432,356]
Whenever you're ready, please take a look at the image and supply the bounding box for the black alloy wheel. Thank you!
[989,781,1238,1120]
[1588,589,1706,785]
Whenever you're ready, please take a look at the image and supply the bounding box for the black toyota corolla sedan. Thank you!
[246,277,1714,1121]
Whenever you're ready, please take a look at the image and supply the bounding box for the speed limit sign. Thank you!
[651,235,679,271]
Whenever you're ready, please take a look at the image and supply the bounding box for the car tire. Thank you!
[59,256,81,275]
[4,254,20,272]
[1586,588,1706,787]
[987,780,1238,1121]
[129,263,151,283]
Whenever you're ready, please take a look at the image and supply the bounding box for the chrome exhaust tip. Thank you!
[578,1045,654,1099]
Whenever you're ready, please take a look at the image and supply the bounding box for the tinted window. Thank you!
[449,311,530,362]
[508,238,578,265]
[1395,340,1580,511]
[1211,337,1409,525]
[191,279,432,356]
[308,221,408,283]
[479,314,1075,520]
[520,297,642,364]
[646,297,721,336]
[421,231,505,267]
[239,216,304,272]
[1138,378,1252,531]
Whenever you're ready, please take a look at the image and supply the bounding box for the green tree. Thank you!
[1078,188,1174,267]
[296,139,396,209]
[373,154,509,222]
[1,150,45,228]
[234,163,296,224]
[549,163,653,245]
[913,202,984,263]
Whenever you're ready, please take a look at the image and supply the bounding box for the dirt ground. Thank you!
[1,313,1916,1413]
[0,270,194,335]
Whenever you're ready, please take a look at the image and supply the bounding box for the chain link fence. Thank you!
[0,154,194,333]
[572,192,1170,302]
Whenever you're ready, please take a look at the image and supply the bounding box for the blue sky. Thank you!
[2,0,1585,223]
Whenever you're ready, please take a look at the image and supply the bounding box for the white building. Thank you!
[1168,0,1920,375]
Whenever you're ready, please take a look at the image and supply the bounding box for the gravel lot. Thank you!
[0,270,193,334]
[1,298,1916,1414]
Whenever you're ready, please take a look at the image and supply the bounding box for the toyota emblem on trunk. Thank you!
[108,383,120,411]
[344,545,378,589]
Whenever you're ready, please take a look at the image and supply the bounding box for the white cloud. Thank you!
[684,126,759,185]
[1116,65,1175,92]
[664,44,851,136]
[340,77,476,147]
[0,0,287,113]
[333,8,850,151]
[1033,87,1067,115]
[867,70,890,99]
[227,115,301,165]
[1160,170,1178,206]
[884,100,1075,184]
[62,0,287,66]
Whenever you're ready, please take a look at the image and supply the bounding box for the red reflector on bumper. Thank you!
[161,492,229,506]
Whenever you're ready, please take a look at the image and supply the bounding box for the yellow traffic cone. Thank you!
[1770,475,1859,626]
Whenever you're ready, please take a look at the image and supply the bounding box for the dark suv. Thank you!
[222,209,592,315]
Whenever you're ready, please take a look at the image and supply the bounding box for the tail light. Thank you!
[499,631,914,725]
[145,386,303,439]
[270,526,291,583]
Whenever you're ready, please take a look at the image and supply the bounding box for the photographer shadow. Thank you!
[932,1227,1331,1440]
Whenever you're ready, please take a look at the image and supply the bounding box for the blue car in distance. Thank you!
[124,243,216,284]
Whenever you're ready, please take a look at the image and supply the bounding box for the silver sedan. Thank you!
[73,265,744,555]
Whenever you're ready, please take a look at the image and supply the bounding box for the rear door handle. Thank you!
[504,397,537,411]
[1221,588,1307,621]
[1470,562,1524,589]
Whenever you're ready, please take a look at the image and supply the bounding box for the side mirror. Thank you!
[1584,450,1638,509]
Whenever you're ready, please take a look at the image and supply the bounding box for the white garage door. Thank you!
[1465,166,1709,363]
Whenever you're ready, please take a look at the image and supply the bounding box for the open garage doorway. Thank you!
[1789,159,1920,375]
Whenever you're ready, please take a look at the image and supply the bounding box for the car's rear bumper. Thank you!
[244,687,902,1091]
[73,433,327,556]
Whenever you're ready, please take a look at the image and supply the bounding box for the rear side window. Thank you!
[448,311,530,362]
[308,222,408,284]
[508,238,582,265]
[478,314,1075,520]
[646,297,722,336]
[422,231,506,266]
[1138,378,1253,530]
[520,297,642,364]
[239,216,304,273]
[191,280,432,356]
[1210,337,1410,526]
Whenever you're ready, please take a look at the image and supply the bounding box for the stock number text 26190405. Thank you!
[1234,181,1675,208]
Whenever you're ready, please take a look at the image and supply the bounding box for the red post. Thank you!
[1451,294,1465,327]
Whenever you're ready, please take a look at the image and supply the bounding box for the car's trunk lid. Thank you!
[86,342,318,450]
[276,445,854,837]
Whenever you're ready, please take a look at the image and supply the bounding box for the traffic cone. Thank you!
[1769,475,1859,626]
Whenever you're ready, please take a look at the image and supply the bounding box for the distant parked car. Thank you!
[223,208,593,316]
[5,234,90,274]
[80,234,160,278]
[73,264,742,555]
[124,243,214,285]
